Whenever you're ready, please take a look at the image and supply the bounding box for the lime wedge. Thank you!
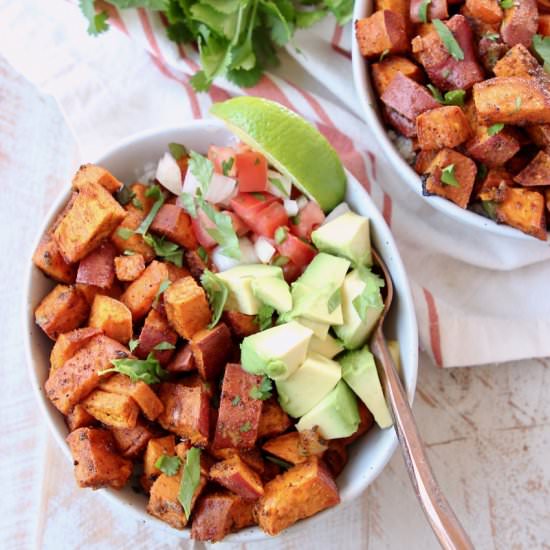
[210,97,346,212]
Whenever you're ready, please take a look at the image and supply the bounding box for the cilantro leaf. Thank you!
[154,341,176,351]
[499,0,514,8]
[128,338,139,352]
[433,19,465,61]
[79,0,109,36]
[440,164,461,187]
[428,85,466,106]
[136,185,165,235]
[155,454,181,476]
[201,270,229,328]
[485,32,500,42]
[269,177,289,196]
[533,35,550,73]
[418,0,431,23]
[352,268,385,321]
[179,192,197,218]
[169,142,188,161]
[427,84,444,103]
[178,447,201,519]
[117,227,134,241]
[153,279,171,308]
[487,123,504,136]
[274,226,288,244]
[239,421,252,433]
[189,151,214,195]
[325,0,354,25]
[295,9,327,29]
[99,353,167,384]
[232,395,241,406]
[221,157,234,176]
[116,186,136,206]
[197,246,209,263]
[197,198,240,260]
[256,304,275,331]
[379,49,389,62]
[249,376,273,400]
[107,1,168,8]
[143,233,183,267]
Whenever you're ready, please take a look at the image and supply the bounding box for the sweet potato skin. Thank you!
[76,241,117,289]
[66,427,132,490]
[466,126,521,167]
[500,0,539,47]
[410,0,448,23]
[371,56,423,96]
[111,421,155,459]
[526,124,550,149]
[254,457,340,536]
[150,204,198,250]
[539,14,550,35]
[72,164,122,194]
[81,389,139,429]
[141,435,176,491]
[89,295,132,344]
[416,106,472,150]
[209,455,264,501]
[135,308,178,365]
[35,284,89,340]
[257,398,292,439]
[223,311,259,338]
[50,327,102,373]
[513,151,550,186]
[190,323,232,381]
[185,249,209,281]
[322,440,349,478]
[384,106,418,137]
[355,11,408,58]
[114,254,145,282]
[33,234,76,284]
[166,344,196,374]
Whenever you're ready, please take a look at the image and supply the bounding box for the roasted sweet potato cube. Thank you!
[375,0,409,21]
[410,0,448,23]
[210,455,264,501]
[89,295,132,344]
[477,34,508,72]
[111,420,155,459]
[114,254,145,282]
[381,73,440,121]
[45,335,129,414]
[50,327,102,373]
[539,14,550,36]
[76,241,117,289]
[526,124,550,149]
[111,209,155,262]
[35,284,89,340]
[126,182,157,216]
[473,77,550,125]
[136,309,178,365]
[99,373,164,421]
[150,204,198,250]
[75,281,122,306]
[231,498,256,530]
[142,435,176,491]
[190,323,232,381]
[66,404,96,431]
[223,311,259,338]
[166,344,196,374]
[493,44,544,78]
[514,151,550,186]
[501,0,539,47]
[495,187,547,239]
[322,440,349,478]
[158,383,210,445]
[72,164,122,194]
[53,182,126,263]
[466,126,521,167]
[185,249,209,281]
[209,447,266,474]
[423,149,477,208]
[81,389,139,429]
[33,234,76,283]
[262,430,327,465]
[415,150,439,174]
[164,276,211,339]
[355,11,408,58]
[213,364,264,450]
[371,56,423,96]
[417,106,471,150]
[384,106,418,137]
[254,457,340,536]
[476,168,514,200]
[66,427,132,489]
[257,398,292,439]
[465,0,502,24]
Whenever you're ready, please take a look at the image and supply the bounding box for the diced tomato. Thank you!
[208,146,237,177]
[290,201,325,240]
[192,208,218,248]
[235,151,268,193]
[224,210,250,237]
[276,233,316,269]
[251,202,289,238]
[230,192,277,221]
[231,193,287,237]
[281,260,303,283]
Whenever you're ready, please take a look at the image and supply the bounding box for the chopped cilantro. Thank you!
[143,233,183,267]
[99,353,167,385]
[155,454,181,476]
[418,0,431,23]
[441,164,461,187]
[168,142,188,161]
[239,421,252,433]
[274,226,288,244]
[249,376,273,400]
[433,19,465,61]
[487,123,504,136]
[201,270,229,328]
[178,447,201,518]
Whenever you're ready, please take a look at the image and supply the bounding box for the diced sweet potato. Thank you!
[158,383,210,445]
[164,276,211,339]
[423,148,477,208]
[89,295,132,344]
[190,323,232,381]
[136,308,178,365]
[35,284,89,340]
[126,182,157,216]
[465,0,502,24]
[114,254,145,282]
[493,44,544,79]
[231,498,256,530]
[539,14,550,35]
[371,56,423,96]
[355,11,408,58]
[98,373,164,421]
[494,187,547,239]
[81,389,139,429]
[513,151,550,186]
[210,455,264,501]
[477,34,508,72]
[476,168,514,200]
[111,209,155,262]
[72,164,122,194]
[53,182,127,263]
[185,249,208,281]
[142,435,176,491]
[254,457,340,536]
[338,402,375,446]
[473,77,550,125]
[466,126,521,167]
[412,15,484,91]
[410,0,448,23]
[213,364,264,450]
[209,447,266,475]
[50,327,102,373]
[66,403,96,431]
[526,124,550,149]
[381,73,440,122]
[322,440,349,478]
[257,398,292,439]
[166,344,196,374]
[111,420,155,459]
[384,106,418,137]
[262,431,327,465]
[76,241,117,289]
[75,282,122,306]
[66,427,132,489]
[223,311,259,338]
[416,106,471,150]
[33,234,76,283]
[375,0,410,22]
[501,0,539,47]
[150,204,198,250]
[45,335,129,414]
[415,150,439,174]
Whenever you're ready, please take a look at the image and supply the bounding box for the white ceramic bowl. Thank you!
[351,0,545,241]
[23,120,418,541]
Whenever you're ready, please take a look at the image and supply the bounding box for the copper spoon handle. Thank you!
[371,330,474,550]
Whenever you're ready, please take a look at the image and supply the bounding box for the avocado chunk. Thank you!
[251,276,292,313]
[241,321,313,380]
[217,264,283,315]
[276,352,341,417]
[296,380,360,439]
[309,334,344,359]
[333,268,384,350]
[340,347,392,429]
[296,317,330,340]
[311,211,372,267]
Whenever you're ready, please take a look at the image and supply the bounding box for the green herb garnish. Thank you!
[197,246,208,263]
[154,341,176,351]
[249,376,273,400]
[153,279,171,308]
[440,164,461,187]
[418,0,431,23]
[189,151,214,195]
[136,185,164,236]
[232,395,241,406]
[487,123,504,136]
[239,421,252,433]
[155,454,182,476]
[128,338,139,352]
[117,227,134,241]
[499,0,514,8]
[433,19,464,61]
[274,226,288,244]
[201,270,229,328]
[99,352,167,384]
[379,49,389,62]
[533,35,550,73]
[198,198,240,260]
[178,447,201,519]
[269,177,289,196]
[179,192,197,218]
[221,157,234,176]
[169,142,188,161]
[427,85,466,106]
[143,233,183,267]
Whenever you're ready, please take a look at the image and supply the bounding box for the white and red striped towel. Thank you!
[2,0,550,368]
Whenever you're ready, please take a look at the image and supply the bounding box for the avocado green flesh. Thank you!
[308,334,344,359]
[251,277,292,313]
[296,317,330,340]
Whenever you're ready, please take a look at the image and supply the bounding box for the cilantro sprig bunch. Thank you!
[79,0,353,91]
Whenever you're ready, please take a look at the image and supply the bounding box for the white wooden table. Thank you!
[1,55,549,550]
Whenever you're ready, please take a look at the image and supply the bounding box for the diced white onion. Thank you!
[155,153,182,195]
[212,237,259,272]
[182,166,201,195]
[267,170,292,198]
[204,173,237,205]
[254,237,276,264]
[218,182,239,208]
[296,195,309,210]
[283,199,299,217]
[323,202,351,224]
[239,237,260,264]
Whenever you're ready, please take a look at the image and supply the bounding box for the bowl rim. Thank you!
[23,120,418,542]
[350,0,548,242]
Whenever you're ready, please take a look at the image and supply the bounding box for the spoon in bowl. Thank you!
[370,249,473,550]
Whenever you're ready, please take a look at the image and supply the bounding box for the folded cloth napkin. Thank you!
[2,0,550,368]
